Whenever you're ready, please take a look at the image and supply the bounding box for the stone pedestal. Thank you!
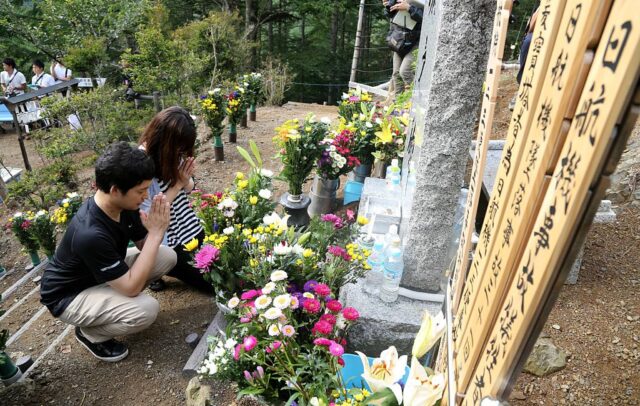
[340,279,442,356]
[401,0,495,293]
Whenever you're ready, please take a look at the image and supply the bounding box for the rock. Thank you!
[186,377,212,406]
[523,338,567,377]
[511,390,527,400]
[186,333,200,349]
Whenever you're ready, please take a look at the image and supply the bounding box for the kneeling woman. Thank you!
[139,107,211,293]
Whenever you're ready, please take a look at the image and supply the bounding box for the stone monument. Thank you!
[342,0,496,356]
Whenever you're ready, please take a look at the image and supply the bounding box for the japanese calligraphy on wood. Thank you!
[462,2,639,402]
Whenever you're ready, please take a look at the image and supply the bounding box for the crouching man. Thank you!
[40,141,177,362]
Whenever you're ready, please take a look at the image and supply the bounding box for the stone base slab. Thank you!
[340,279,442,356]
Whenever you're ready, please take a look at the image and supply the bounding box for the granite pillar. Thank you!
[401,0,495,292]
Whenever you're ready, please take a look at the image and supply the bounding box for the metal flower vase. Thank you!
[249,104,257,121]
[371,159,389,178]
[0,351,22,387]
[280,192,311,228]
[29,251,40,267]
[212,130,224,161]
[308,175,340,217]
[228,123,237,143]
[351,163,373,183]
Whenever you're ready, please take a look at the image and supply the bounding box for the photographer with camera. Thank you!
[1,58,27,97]
[383,0,423,100]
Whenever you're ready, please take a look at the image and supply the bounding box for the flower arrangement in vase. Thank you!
[8,212,40,265]
[372,105,410,175]
[273,115,330,226]
[199,88,227,161]
[225,86,246,143]
[30,210,57,259]
[242,72,264,121]
[338,87,374,121]
[52,192,82,228]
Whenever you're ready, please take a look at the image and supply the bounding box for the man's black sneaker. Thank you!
[149,278,166,292]
[75,327,129,362]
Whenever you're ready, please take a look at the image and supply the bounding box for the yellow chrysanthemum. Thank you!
[183,238,199,252]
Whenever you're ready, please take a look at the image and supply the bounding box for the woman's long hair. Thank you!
[139,106,197,186]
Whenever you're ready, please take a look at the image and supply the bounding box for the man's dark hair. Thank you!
[32,59,45,69]
[2,58,16,69]
[95,141,155,194]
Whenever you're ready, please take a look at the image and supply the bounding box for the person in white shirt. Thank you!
[50,57,72,83]
[31,60,56,89]
[1,58,27,96]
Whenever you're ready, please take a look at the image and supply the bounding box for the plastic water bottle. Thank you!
[386,159,401,191]
[364,240,385,295]
[380,247,404,303]
[383,224,399,248]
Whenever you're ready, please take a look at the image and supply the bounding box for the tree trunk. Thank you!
[267,0,274,53]
[300,15,306,101]
[245,0,259,69]
[328,3,339,104]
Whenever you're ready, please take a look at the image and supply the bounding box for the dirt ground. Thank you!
[0,102,339,406]
[0,72,639,405]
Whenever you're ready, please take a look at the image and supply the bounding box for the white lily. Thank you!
[402,356,445,406]
[356,346,406,403]
[260,168,274,178]
[258,189,272,199]
[412,311,446,358]
[262,212,290,229]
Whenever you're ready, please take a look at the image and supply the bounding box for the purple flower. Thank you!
[303,280,319,292]
[244,370,254,383]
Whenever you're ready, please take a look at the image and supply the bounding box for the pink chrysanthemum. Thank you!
[312,320,333,336]
[313,337,332,347]
[303,298,321,314]
[329,341,344,357]
[342,307,360,321]
[314,283,331,297]
[194,245,220,270]
[243,335,257,352]
[320,313,337,325]
[326,300,343,313]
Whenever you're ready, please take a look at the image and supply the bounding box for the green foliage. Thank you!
[0,0,150,82]
[39,86,154,155]
[30,211,57,257]
[506,0,540,61]
[64,36,109,77]
[7,162,77,211]
[121,26,181,94]
[172,11,253,94]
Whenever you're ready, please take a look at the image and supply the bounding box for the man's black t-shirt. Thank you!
[40,197,148,317]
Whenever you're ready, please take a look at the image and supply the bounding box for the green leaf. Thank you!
[249,140,263,167]
[284,392,300,406]
[364,388,401,406]
[237,387,264,397]
[237,146,256,168]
